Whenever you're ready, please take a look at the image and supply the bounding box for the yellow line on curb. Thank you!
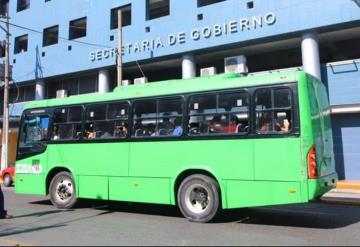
[0,237,32,246]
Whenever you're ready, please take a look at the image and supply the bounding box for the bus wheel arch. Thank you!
[174,170,222,223]
[46,168,77,209]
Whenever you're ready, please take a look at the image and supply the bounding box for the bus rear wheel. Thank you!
[49,171,77,209]
[177,174,220,223]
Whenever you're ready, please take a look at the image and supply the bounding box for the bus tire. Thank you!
[3,174,12,187]
[49,171,77,209]
[177,174,220,223]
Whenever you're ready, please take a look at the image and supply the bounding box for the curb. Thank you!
[320,189,360,206]
[336,180,360,191]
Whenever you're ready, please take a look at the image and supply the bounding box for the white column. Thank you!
[98,69,110,93]
[35,79,45,100]
[301,33,321,80]
[182,54,196,79]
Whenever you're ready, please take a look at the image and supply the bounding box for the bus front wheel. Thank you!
[49,171,77,209]
[177,174,220,223]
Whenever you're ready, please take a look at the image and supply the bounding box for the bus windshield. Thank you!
[18,115,49,154]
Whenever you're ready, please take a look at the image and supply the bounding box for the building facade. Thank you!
[0,0,360,179]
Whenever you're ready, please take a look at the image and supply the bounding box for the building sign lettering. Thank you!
[90,12,276,62]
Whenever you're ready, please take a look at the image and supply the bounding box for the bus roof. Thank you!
[24,70,305,110]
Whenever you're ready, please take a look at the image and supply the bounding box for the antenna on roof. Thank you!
[136,60,147,79]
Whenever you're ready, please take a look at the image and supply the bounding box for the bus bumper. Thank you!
[307,172,338,200]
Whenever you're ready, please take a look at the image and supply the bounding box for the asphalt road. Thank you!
[1,186,360,246]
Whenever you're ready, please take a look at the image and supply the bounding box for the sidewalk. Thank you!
[320,180,360,206]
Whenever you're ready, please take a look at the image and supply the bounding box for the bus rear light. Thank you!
[307,145,318,179]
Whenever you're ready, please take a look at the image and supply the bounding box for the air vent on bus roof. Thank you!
[122,80,131,86]
[56,89,68,98]
[134,77,148,85]
[200,67,217,77]
[224,55,248,75]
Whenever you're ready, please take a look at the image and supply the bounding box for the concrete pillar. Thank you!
[182,54,196,79]
[98,69,110,93]
[301,33,321,80]
[35,79,45,100]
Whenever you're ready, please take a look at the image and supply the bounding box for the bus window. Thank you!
[188,94,217,135]
[85,104,109,139]
[52,106,83,140]
[158,97,183,136]
[108,102,129,120]
[20,115,49,147]
[18,114,49,159]
[255,87,292,133]
[133,99,157,137]
[133,97,183,137]
[219,91,249,134]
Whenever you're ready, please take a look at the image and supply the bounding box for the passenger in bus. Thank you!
[158,113,174,135]
[236,120,249,133]
[258,113,272,132]
[134,118,146,137]
[85,124,96,139]
[189,122,200,134]
[172,118,183,136]
[145,123,156,136]
[209,115,224,133]
[276,118,290,132]
[115,123,128,138]
[223,115,238,133]
[52,126,60,140]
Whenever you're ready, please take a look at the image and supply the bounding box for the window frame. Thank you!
[84,101,130,141]
[69,17,87,40]
[253,85,296,135]
[197,0,226,8]
[110,4,132,29]
[132,96,184,139]
[43,25,59,47]
[146,0,170,20]
[41,82,300,145]
[17,0,30,12]
[14,34,28,54]
[51,106,84,141]
[187,90,250,136]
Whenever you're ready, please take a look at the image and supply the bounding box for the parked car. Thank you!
[0,167,15,187]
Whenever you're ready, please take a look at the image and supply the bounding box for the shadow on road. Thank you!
[219,202,360,229]
[29,198,360,229]
[14,209,73,218]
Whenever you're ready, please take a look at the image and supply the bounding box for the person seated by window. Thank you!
[223,115,238,133]
[209,115,224,133]
[52,125,60,140]
[276,118,290,132]
[134,119,146,136]
[189,122,200,134]
[115,123,128,138]
[258,113,272,132]
[172,118,183,136]
[236,120,249,133]
[158,113,174,135]
[85,124,96,139]
[144,123,156,136]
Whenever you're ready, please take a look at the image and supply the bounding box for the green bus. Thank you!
[15,71,337,222]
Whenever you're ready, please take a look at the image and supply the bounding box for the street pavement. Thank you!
[1,186,360,246]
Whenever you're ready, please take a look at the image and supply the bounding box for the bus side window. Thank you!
[255,87,292,134]
[108,102,129,139]
[132,99,156,138]
[188,94,216,135]
[52,106,83,140]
